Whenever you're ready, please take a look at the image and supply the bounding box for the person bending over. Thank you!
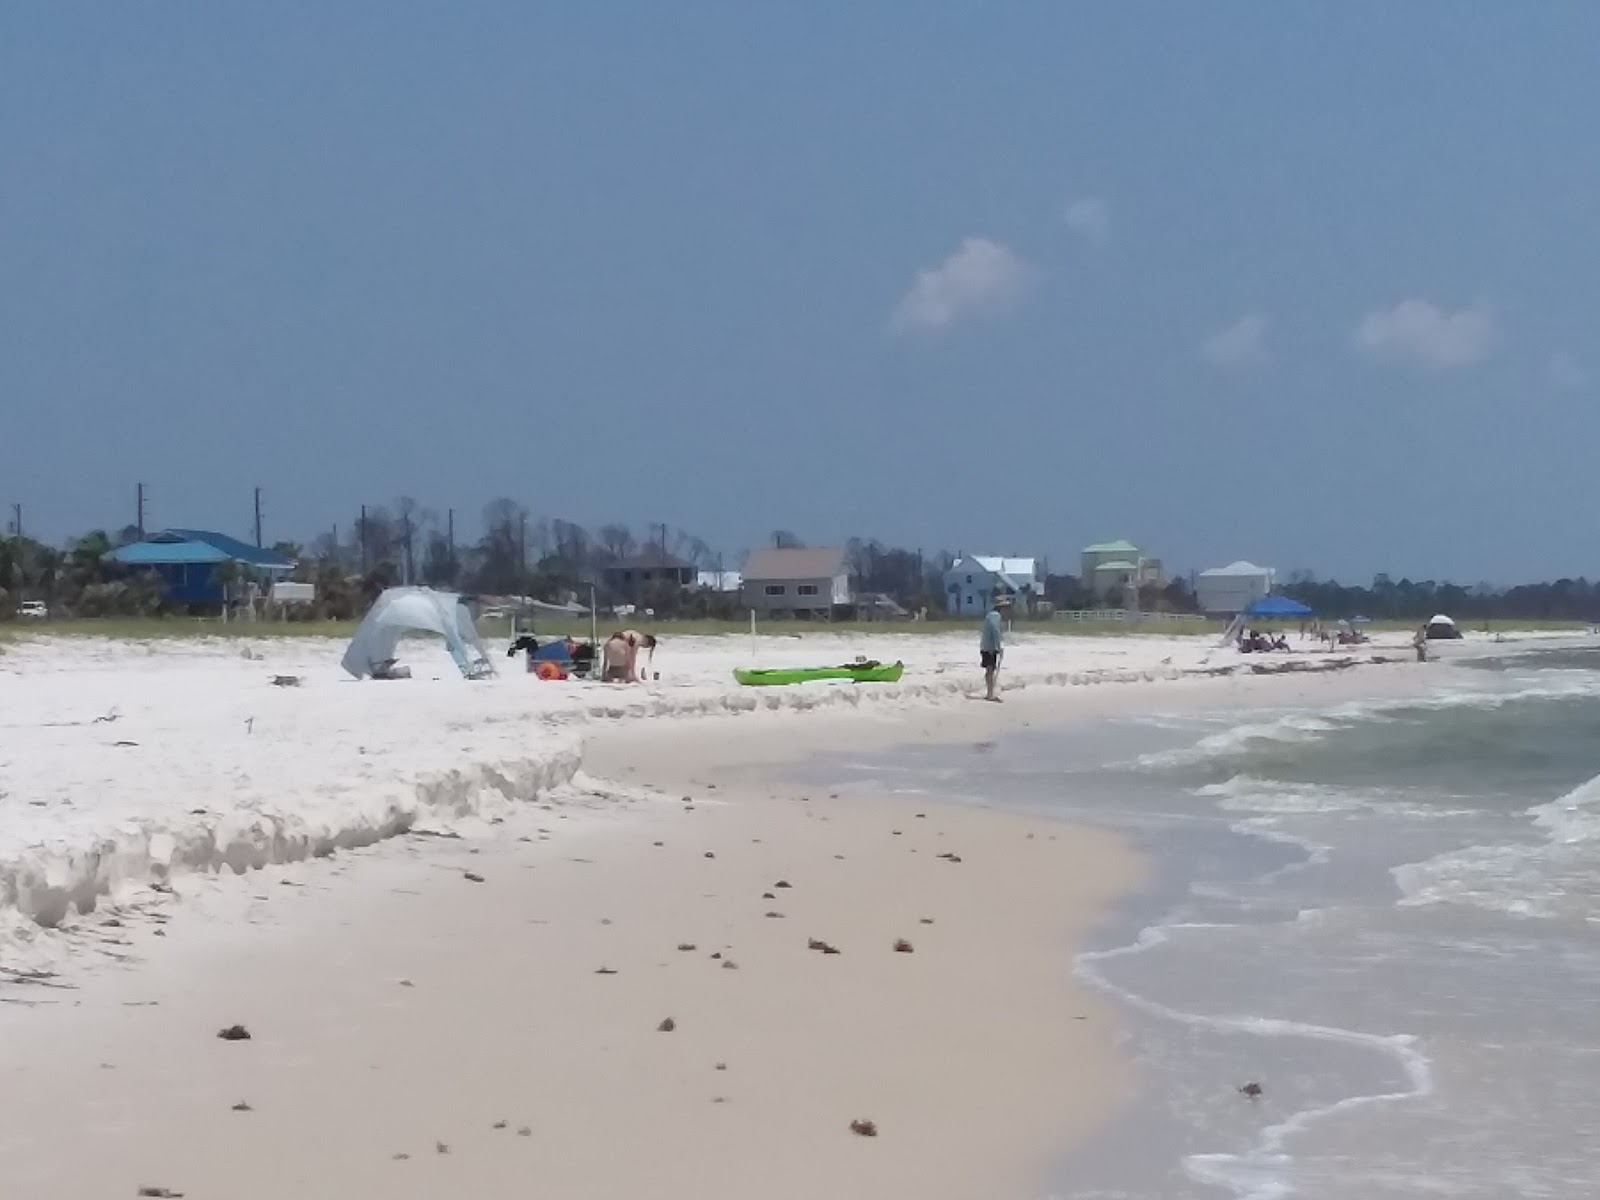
[602,629,657,682]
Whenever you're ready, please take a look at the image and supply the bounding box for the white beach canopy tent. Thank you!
[342,587,496,680]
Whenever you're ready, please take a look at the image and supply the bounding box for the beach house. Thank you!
[599,546,696,607]
[741,547,851,619]
[1080,540,1164,602]
[1195,560,1276,615]
[105,529,295,608]
[943,555,1043,615]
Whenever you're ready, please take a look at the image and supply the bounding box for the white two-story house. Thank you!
[943,555,1042,615]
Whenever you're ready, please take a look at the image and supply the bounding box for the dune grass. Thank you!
[0,613,1225,644]
[0,614,1584,650]
[0,617,362,643]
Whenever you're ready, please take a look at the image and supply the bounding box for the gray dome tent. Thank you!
[1424,614,1463,641]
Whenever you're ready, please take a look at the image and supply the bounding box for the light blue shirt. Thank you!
[980,610,1004,652]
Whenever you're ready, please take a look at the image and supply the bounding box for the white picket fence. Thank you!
[1053,609,1210,624]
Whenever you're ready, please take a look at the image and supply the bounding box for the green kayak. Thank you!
[733,660,904,687]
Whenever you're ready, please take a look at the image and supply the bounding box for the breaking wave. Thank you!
[1394,771,1600,922]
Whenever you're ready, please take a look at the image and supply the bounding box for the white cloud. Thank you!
[1063,196,1109,246]
[1353,298,1495,371]
[1548,352,1587,390]
[890,237,1031,334]
[1201,314,1269,369]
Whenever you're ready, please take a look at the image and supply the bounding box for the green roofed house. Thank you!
[1080,540,1164,602]
[105,529,295,609]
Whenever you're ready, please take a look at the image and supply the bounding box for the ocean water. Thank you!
[821,648,1600,1198]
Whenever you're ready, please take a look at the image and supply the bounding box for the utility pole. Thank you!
[253,487,263,548]
[401,507,414,586]
[447,508,456,586]
[518,512,527,597]
[7,504,20,596]
[136,482,147,538]
[359,504,368,574]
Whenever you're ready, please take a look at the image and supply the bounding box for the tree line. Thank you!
[0,499,733,621]
[2,503,1596,624]
[1275,571,1600,625]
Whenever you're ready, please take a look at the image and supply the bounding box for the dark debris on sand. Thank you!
[216,1024,251,1042]
[658,1017,677,1032]
[849,1119,878,1137]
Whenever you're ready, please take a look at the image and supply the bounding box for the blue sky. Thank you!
[3,4,1597,583]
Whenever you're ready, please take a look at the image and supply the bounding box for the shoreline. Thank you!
[0,631,1579,1197]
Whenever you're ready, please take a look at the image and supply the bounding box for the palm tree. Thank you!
[211,559,244,613]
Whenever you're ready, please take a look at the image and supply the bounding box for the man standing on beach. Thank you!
[981,594,1006,701]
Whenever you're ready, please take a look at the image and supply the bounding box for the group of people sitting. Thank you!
[1238,628,1291,654]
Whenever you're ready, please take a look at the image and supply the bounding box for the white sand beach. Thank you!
[0,625,1562,1199]
[0,626,1434,939]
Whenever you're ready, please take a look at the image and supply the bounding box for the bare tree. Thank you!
[597,523,636,562]
[682,535,713,569]
[551,519,590,568]
[395,496,423,586]
[473,498,526,594]
[356,506,400,574]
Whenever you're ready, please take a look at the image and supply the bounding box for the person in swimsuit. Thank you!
[602,629,657,682]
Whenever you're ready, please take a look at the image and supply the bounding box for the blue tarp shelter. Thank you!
[1243,594,1313,618]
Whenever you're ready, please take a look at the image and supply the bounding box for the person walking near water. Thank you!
[1413,624,1429,663]
[980,594,1007,701]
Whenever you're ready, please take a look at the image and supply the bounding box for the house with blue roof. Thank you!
[105,530,295,607]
